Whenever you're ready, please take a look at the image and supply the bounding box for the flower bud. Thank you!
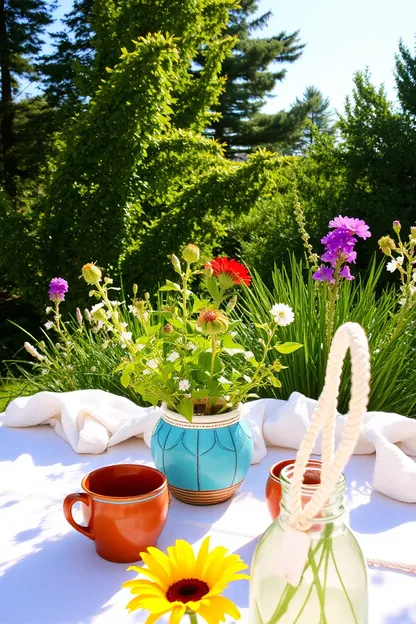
[82,263,102,284]
[182,243,200,264]
[393,220,401,234]
[378,235,395,256]
[197,308,229,335]
[204,264,214,278]
[163,323,173,334]
[76,307,82,326]
[171,254,182,275]
[132,283,138,296]
[410,226,416,241]
[226,295,237,313]
[84,308,92,322]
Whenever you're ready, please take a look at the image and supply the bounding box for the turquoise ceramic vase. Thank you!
[151,403,254,505]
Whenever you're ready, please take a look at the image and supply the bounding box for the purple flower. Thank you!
[313,266,335,283]
[328,216,371,240]
[321,230,357,266]
[339,266,355,281]
[48,277,69,303]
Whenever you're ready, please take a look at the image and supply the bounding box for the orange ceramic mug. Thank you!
[63,464,169,563]
[265,458,322,520]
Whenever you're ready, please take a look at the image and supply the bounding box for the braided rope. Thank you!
[366,558,416,575]
[288,322,371,531]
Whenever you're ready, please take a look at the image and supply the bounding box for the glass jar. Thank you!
[250,465,368,624]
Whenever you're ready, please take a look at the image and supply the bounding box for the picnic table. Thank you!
[0,423,415,624]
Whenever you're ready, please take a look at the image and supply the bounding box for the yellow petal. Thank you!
[199,545,229,583]
[169,605,186,624]
[173,539,196,577]
[128,596,171,613]
[194,602,222,624]
[137,566,170,590]
[122,580,165,596]
[209,595,242,621]
[141,551,171,588]
[194,536,211,578]
[146,546,174,577]
[203,555,248,589]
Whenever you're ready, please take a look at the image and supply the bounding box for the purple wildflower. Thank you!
[313,266,335,283]
[48,277,69,303]
[328,216,371,240]
[339,266,355,281]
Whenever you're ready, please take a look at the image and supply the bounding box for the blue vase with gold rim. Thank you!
[151,403,254,505]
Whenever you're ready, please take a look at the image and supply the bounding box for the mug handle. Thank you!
[63,493,95,540]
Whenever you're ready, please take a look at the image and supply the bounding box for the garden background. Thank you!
[1,0,416,415]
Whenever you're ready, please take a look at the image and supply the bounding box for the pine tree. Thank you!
[288,85,335,153]
[395,38,416,118]
[0,0,55,198]
[207,0,305,155]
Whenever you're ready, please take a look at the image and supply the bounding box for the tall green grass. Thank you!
[3,256,415,417]
[236,256,416,416]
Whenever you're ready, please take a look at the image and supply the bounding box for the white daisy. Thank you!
[44,321,54,330]
[146,359,158,370]
[269,303,295,326]
[179,379,190,391]
[167,351,180,362]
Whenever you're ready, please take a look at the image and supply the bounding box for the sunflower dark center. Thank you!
[166,578,209,603]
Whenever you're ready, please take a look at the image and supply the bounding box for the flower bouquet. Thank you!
[80,245,301,504]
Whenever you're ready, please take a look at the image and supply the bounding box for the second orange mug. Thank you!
[265,458,322,519]
[63,463,169,563]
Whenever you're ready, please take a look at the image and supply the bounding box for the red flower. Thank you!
[205,257,251,286]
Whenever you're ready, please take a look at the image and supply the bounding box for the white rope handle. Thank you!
[288,322,371,531]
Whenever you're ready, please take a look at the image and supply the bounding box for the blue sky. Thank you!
[38,0,416,116]
[256,0,416,115]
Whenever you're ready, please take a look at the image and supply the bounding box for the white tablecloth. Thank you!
[0,424,415,624]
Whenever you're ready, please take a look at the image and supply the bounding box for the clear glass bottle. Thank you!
[250,465,368,624]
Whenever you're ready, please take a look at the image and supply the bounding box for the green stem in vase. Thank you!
[330,548,359,624]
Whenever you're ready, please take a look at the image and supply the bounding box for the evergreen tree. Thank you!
[207,0,305,155]
[395,38,416,118]
[287,85,335,153]
[0,0,55,198]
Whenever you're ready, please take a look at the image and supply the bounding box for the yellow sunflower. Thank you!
[122,537,250,624]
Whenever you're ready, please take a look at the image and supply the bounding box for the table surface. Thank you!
[0,424,415,624]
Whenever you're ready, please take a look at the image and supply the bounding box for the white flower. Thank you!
[387,256,404,273]
[67,365,73,370]
[409,285,416,295]
[167,351,180,362]
[187,342,197,351]
[399,297,407,306]
[91,302,105,313]
[147,359,158,370]
[244,351,254,360]
[120,331,132,342]
[230,331,237,337]
[45,307,52,314]
[143,369,150,375]
[269,303,295,327]
[120,322,128,329]
[179,379,190,391]
[110,300,119,306]
[44,321,54,330]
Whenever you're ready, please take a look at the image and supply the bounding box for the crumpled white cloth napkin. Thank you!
[1,389,415,502]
